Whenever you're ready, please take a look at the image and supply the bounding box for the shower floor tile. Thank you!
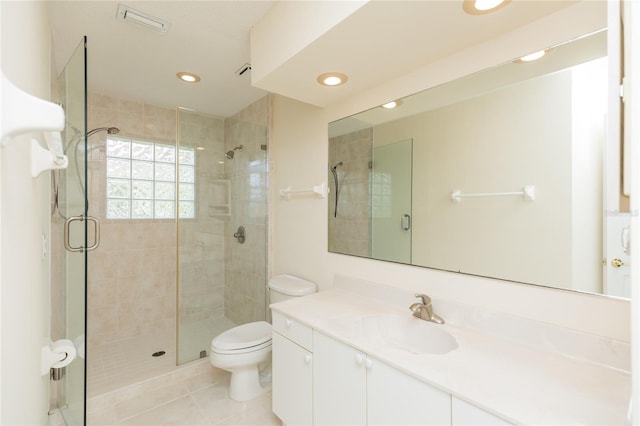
[88,329,176,397]
[88,316,237,397]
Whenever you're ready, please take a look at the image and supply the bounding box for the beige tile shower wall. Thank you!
[224,96,269,325]
[86,92,178,347]
[328,128,372,257]
[177,110,227,326]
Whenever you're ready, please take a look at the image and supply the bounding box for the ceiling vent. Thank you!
[235,63,252,76]
[116,4,170,34]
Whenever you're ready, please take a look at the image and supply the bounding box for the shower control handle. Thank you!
[233,226,246,244]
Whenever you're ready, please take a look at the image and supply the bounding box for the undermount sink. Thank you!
[328,314,458,355]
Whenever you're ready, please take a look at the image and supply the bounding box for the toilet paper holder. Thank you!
[41,339,77,376]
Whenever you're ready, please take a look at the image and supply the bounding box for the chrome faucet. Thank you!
[410,293,444,324]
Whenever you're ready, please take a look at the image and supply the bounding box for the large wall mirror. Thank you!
[328,28,631,299]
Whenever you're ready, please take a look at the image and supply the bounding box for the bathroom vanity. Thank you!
[270,278,630,425]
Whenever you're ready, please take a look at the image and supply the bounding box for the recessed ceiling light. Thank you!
[196,146,206,151]
[177,72,200,83]
[382,100,403,109]
[463,0,510,15]
[317,72,348,87]
[517,49,548,63]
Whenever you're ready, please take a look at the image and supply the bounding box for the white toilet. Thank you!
[209,274,317,401]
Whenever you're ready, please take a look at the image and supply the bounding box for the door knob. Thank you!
[611,258,625,268]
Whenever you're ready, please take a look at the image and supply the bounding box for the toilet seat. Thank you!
[211,321,272,354]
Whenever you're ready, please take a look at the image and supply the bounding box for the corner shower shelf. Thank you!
[1,71,67,177]
[208,179,231,217]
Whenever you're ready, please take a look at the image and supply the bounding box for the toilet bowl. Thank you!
[210,321,272,401]
[209,275,317,401]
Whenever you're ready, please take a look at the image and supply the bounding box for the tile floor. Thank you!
[76,316,279,425]
[86,359,280,425]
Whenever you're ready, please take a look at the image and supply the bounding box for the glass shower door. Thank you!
[371,139,413,263]
[53,36,88,426]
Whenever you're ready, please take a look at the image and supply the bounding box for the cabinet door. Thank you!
[452,397,513,425]
[367,357,451,425]
[313,331,367,425]
[272,332,313,426]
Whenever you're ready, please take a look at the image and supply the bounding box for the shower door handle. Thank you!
[401,214,411,231]
[64,215,100,252]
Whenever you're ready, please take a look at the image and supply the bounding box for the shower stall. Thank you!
[51,36,270,424]
[83,99,270,394]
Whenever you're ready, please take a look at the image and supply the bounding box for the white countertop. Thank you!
[270,288,630,425]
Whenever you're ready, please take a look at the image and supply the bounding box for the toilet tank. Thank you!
[268,274,317,304]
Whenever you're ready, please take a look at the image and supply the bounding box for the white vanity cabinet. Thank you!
[313,331,451,426]
[272,312,313,426]
[451,397,513,426]
[313,330,366,425]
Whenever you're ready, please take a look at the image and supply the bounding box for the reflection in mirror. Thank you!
[328,29,630,298]
[371,139,412,263]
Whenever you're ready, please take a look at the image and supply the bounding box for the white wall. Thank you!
[270,3,629,343]
[1,1,53,424]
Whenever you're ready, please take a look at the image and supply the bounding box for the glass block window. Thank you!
[106,137,195,219]
[371,171,393,218]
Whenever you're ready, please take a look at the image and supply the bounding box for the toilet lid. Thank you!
[212,321,272,351]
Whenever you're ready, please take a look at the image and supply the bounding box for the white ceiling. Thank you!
[47,1,275,118]
[251,0,581,107]
[46,1,580,118]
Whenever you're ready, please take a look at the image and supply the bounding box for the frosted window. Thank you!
[106,138,195,219]
[179,148,195,165]
[106,138,130,158]
[131,141,154,160]
[155,182,175,200]
[179,201,195,218]
[155,144,175,163]
[132,161,153,180]
[106,158,130,178]
[107,199,130,218]
[132,180,153,199]
[132,200,153,218]
[107,179,130,198]
[371,171,392,218]
[179,183,195,201]
[155,201,174,218]
[179,165,195,183]
[155,163,175,182]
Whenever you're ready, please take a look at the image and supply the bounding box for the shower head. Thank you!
[225,145,244,160]
[331,161,343,171]
[86,126,120,138]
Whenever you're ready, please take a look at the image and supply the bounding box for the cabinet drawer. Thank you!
[272,311,313,350]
